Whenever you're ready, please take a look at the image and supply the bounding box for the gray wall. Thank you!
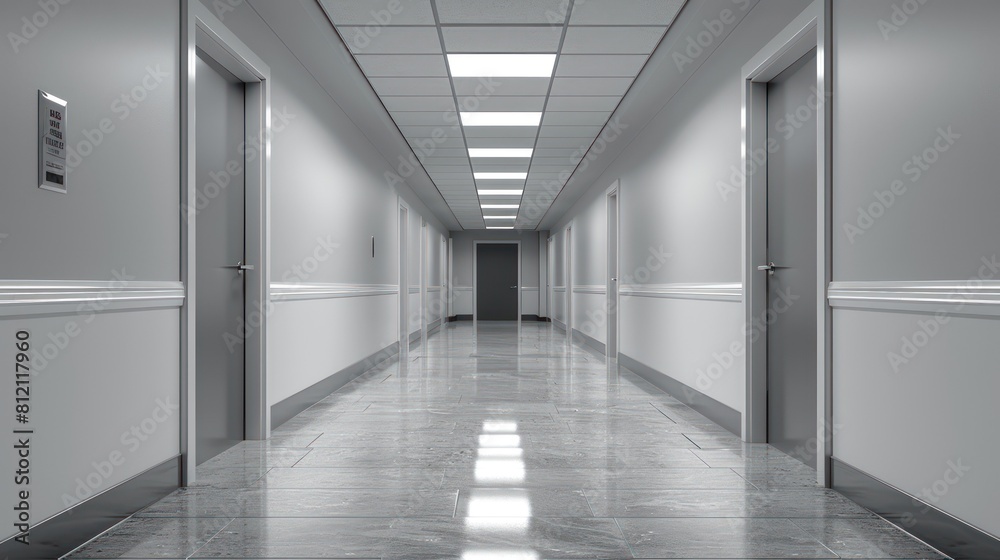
[831,0,1000,538]
[0,0,181,540]
[451,231,544,317]
[200,0,447,406]
[552,0,807,412]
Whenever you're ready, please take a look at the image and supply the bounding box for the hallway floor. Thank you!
[67,323,946,559]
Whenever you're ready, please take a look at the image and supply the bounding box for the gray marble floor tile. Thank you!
[618,517,839,558]
[136,487,459,518]
[587,488,877,518]
[66,517,232,558]
[77,323,937,559]
[791,518,948,558]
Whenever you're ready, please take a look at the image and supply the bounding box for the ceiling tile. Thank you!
[556,54,649,77]
[369,77,453,96]
[381,96,457,112]
[400,125,462,137]
[452,77,551,97]
[422,157,472,166]
[441,26,563,53]
[355,54,448,77]
[457,96,547,112]
[410,137,466,148]
[390,112,455,126]
[533,148,579,157]
[336,26,442,54]
[561,26,665,54]
[546,96,622,111]
[536,137,592,148]
[541,111,611,126]
[436,0,566,24]
[549,77,633,97]
[569,0,685,26]
[538,125,605,138]
[319,0,436,25]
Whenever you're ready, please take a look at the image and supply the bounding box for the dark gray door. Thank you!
[195,51,246,465]
[477,244,519,321]
[766,50,818,467]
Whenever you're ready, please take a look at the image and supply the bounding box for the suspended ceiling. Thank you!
[318,0,686,230]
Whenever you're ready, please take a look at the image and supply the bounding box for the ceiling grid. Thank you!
[319,0,687,230]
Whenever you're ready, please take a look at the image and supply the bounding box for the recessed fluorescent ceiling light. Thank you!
[478,190,523,196]
[475,172,528,180]
[448,54,556,78]
[461,112,541,127]
[469,148,533,158]
[484,216,517,220]
[482,204,519,209]
[487,227,515,230]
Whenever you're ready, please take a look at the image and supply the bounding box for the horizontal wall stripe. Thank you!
[0,280,185,317]
[553,286,567,293]
[573,285,606,295]
[828,281,1000,317]
[270,283,398,302]
[453,286,473,292]
[427,286,444,292]
[619,282,742,302]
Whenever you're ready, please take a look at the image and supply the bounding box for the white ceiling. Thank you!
[319,0,687,230]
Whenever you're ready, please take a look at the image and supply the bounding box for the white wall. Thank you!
[551,0,806,413]
[450,231,544,318]
[830,0,1000,538]
[0,0,181,540]
[200,0,447,407]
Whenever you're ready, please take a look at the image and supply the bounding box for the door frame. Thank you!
[565,226,573,339]
[606,181,621,358]
[741,0,832,485]
[398,200,409,356]
[181,0,272,483]
[473,240,522,323]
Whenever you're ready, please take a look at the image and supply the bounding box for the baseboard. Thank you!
[409,330,421,344]
[571,328,606,356]
[451,315,473,322]
[0,455,180,558]
[618,353,742,436]
[271,342,399,430]
[832,458,1000,560]
[552,318,566,332]
[427,318,443,333]
[521,314,545,322]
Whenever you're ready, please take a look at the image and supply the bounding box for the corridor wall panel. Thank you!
[551,0,807,415]
[194,0,447,410]
[831,0,1000,539]
[0,0,181,543]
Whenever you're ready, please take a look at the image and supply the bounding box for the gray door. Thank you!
[766,50,818,467]
[477,244,519,321]
[195,51,246,465]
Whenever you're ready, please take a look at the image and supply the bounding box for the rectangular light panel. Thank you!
[448,54,557,77]
[478,190,524,195]
[482,204,520,209]
[475,172,528,180]
[461,113,542,127]
[484,215,517,220]
[469,148,534,158]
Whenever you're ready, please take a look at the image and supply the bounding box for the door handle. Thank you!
[611,277,618,282]
[756,262,785,276]
[224,261,255,274]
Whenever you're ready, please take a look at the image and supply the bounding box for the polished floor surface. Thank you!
[67,322,947,559]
